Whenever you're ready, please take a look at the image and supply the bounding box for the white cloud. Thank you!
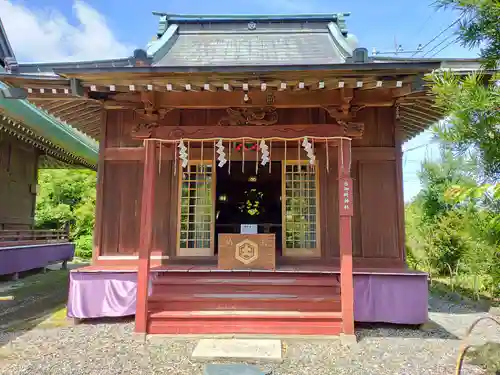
[0,0,133,62]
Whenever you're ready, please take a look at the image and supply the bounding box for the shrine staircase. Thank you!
[147,272,342,335]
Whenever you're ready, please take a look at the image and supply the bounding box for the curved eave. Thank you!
[0,76,98,168]
[152,12,350,23]
[0,115,96,169]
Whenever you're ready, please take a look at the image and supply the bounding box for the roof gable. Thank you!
[148,13,356,67]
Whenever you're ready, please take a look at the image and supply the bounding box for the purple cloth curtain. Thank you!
[67,271,428,324]
[67,272,139,318]
[354,274,428,324]
[0,243,74,276]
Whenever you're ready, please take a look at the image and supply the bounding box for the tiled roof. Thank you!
[153,19,353,67]
[156,32,344,66]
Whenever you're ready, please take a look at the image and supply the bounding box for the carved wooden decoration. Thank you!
[131,107,174,138]
[218,107,278,126]
[137,123,364,140]
[322,105,365,122]
[341,121,364,137]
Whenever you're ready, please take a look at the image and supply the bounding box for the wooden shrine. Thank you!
[0,12,454,336]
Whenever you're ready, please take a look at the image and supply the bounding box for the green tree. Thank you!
[430,0,500,179]
[36,169,96,258]
[437,0,499,70]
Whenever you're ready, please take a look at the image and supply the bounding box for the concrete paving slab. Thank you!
[192,339,282,363]
[204,364,272,375]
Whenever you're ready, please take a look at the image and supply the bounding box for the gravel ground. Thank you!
[0,295,498,375]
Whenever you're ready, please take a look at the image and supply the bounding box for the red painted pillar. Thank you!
[338,138,355,335]
[135,139,157,334]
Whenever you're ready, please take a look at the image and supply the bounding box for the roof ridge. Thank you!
[152,12,350,19]
[154,12,350,38]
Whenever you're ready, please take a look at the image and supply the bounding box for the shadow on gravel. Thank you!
[428,281,495,314]
[355,320,459,342]
[75,316,135,326]
[0,268,73,347]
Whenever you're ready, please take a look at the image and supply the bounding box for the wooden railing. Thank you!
[0,228,70,247]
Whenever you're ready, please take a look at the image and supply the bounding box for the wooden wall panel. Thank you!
[318,145,339,259]
[105,110,142,148]
[358,160,400,260]
[351,159,362,257]
[0,134,38,229]
[352,108,395,148]
[100,161,143,255]
[100,158,179,257]
[100,161,121,254]
[118,161,143,254]
[152,158,178,258]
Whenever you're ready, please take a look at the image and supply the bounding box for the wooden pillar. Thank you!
[134,139,158,334]
[395,128,406,262]
[338,139,355,336]
[92,110,107,263]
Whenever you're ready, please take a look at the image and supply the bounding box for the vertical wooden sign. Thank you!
[339,177,354,216]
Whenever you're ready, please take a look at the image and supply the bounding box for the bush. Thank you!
[74,234,93,259]
[424,212,469,275]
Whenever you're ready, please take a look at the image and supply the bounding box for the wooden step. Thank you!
[148,293,341,312]
[152,273,340,296]
[147,310,343,335]
[152,283,340,295]
[153,273,340,287]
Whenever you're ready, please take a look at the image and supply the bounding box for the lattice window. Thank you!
[178,162,214,253]
[283,162,319,255]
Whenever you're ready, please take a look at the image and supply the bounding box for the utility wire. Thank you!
[403,139,439,153]
[411,12,464,57]
[412,11,437,43]
[423,33,457,57]
[429,37,459,57]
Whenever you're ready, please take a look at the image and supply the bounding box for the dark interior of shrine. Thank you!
[215,161,282,254]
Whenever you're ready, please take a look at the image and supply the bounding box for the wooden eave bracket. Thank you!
[321,88,365,138]
[131,92,176,138]
[70,78,84,97]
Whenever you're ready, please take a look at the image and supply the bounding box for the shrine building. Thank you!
[0,12,480,336]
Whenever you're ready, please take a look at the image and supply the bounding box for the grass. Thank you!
[429,276,499,309]
[0,269,71,332]
[467,342,500,375]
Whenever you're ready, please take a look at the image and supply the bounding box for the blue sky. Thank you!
[2,0,479,200]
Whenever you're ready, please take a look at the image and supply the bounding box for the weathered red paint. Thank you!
[339,176,354,217]
[134,139,157,334]
[147,271,342,335]
[338,138,355,335]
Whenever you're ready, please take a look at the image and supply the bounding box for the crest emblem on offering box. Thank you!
[235,239,259,265]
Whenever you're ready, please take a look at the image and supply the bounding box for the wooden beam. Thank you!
[413,100,444,117]
[49,101,90,117]
[104,147,144,161]
[401,105,442,122]
[399,115,428,130]
[60,107,101,122]
[136,123,364,140]
[352,147,396,161]
[38,100,64,110]
[107,89,399,109]
[401,108,440,124]
[135,140,157,334]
